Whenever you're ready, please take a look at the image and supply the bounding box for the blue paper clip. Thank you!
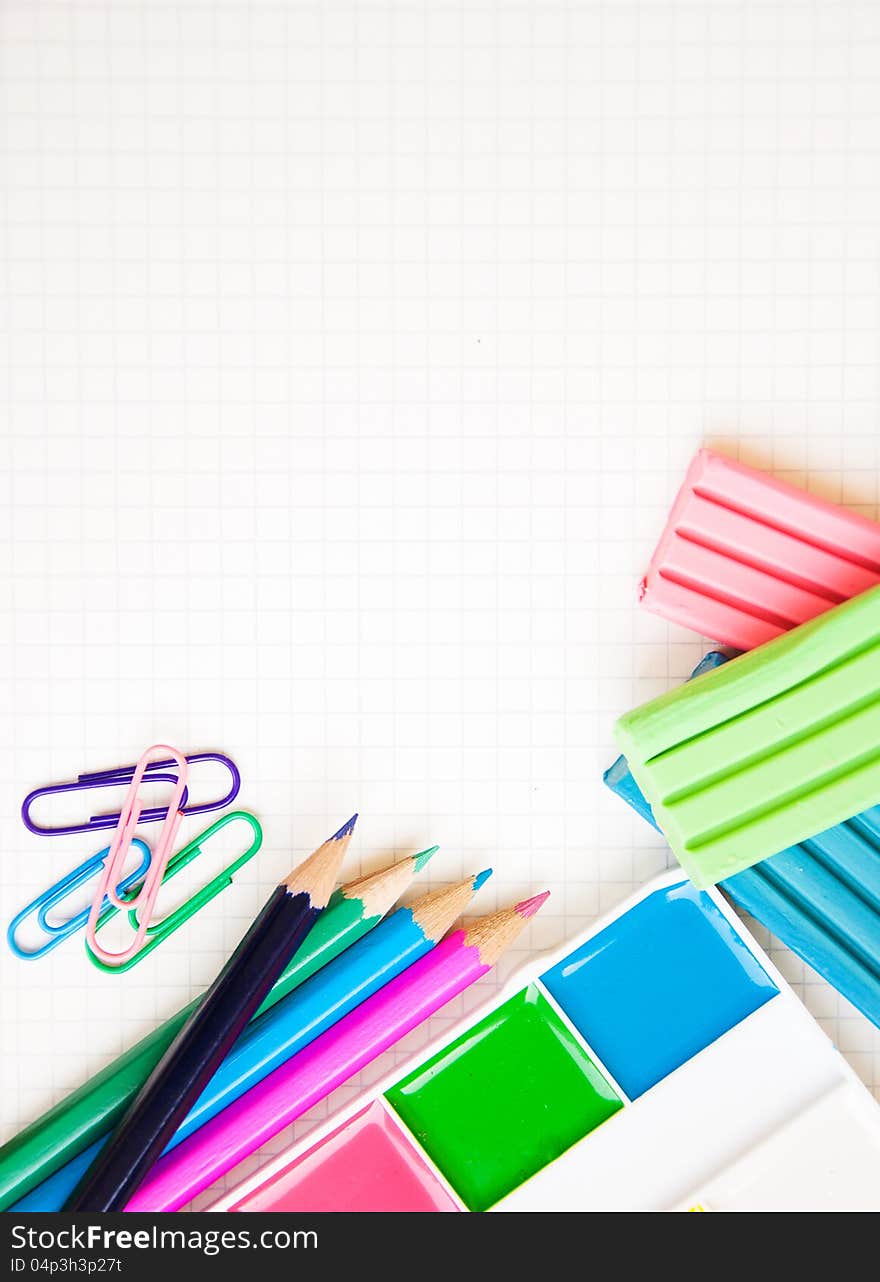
[86,811,263,974]
[21,752,241,837]
[7,839,153,961]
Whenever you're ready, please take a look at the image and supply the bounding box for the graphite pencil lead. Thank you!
[339,844,439,921]
[282,815,357,908]
[462,891,550,966]
[410,868,494,943]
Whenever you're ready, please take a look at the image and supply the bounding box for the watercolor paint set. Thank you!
[208,871,880,1213]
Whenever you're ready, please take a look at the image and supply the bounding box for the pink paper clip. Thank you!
[85,745,189,968]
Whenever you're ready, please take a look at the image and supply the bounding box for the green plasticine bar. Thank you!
[614,585,880,888]
[0,846,437,1211]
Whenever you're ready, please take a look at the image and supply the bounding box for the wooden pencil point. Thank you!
[339,846,435,920]
[282,818,356,908]
[463,892,549,966]
[409,869,492,942]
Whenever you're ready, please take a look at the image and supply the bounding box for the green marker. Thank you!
[0,844,437,1210]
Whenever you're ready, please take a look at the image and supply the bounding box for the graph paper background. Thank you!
[2,0,880,1209]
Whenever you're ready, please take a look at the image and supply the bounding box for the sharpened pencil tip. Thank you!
[462,891,548,965]
[409,869,489,941]
[331,813,358,842]
[413,844,439,872]
[283,817,357,906]
[472,867,493,891]
[515,890,550,919]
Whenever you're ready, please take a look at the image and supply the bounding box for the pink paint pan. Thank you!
[225,1101,458,1213]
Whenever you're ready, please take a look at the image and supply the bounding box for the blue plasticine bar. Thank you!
[605,652,880,1031]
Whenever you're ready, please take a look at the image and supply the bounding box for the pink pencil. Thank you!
[125,893,549,1212]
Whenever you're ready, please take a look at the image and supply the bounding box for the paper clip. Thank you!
[86,811,263,973]
[21,752,241,837]
[6,839,152,961]
[85,745,190,968]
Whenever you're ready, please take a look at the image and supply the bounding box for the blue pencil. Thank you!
[14,868,490,1212]
[13,1141,101,1214]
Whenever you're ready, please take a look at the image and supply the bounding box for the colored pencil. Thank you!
[171,868,493,1147]
[19,866,484,1214]
[66,816,357,1212]
[126,892,549,1212]
[7,844,437,1213]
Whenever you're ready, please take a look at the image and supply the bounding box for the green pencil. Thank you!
[0,844,437,1210]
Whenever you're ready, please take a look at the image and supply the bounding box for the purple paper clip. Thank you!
[21,752,240,837]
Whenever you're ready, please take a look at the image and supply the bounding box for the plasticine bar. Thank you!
[639,450,880,650]
[603,652,880,1031]
[615,585,880,887]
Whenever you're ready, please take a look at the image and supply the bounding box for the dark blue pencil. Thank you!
[65,815,357,1212]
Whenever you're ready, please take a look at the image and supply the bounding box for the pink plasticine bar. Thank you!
[639,450,880,650]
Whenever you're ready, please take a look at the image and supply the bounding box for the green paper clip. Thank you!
[86,810,263,974]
